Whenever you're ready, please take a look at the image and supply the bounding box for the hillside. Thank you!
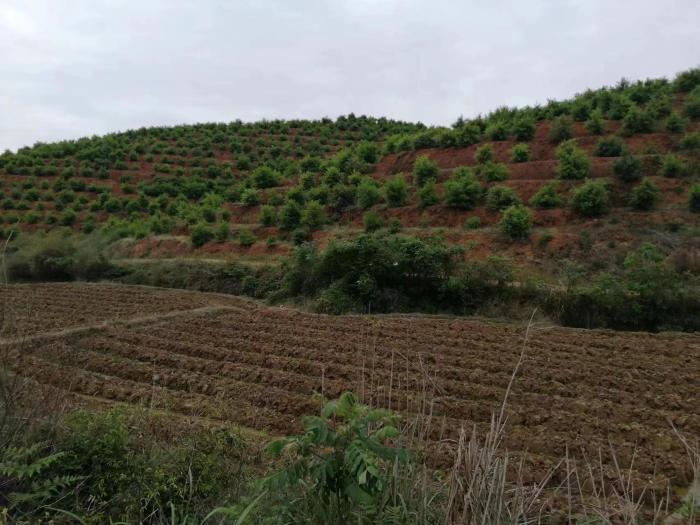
[2,68,700,329]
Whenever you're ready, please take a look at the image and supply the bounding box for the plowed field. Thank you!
[2,283,699,491]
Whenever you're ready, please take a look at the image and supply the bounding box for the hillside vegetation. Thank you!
[2,68,700,329]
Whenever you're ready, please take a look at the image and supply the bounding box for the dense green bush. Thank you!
[683,86,700,119]
[674,67,700,92]
[7,232,116,281]
[680,131,700,151]
[512,115,536,141]
[263,393,409,523]
[259,204,277,226]
[328,184,356,215]
[279,200,302,230]
[412,155,439,186]
[690,184,700,213]
[665,112,688,133]
[60,209,77,226]
[104,197,122,212]
[485,121,509,141]
[241,188,261,206]
[215,221,230,241]
[621,105,656,135]
[486,185,520,211]
[363,211,384,232]
[606,93,633,119]
[301,200,326,230]
[387,217,402,233]
[549,115,574,143]
[557,243,700,331]
[356,178,381,209]
[659,153,689,178]
[190,223,214,247]
[529,182,562,209]
[356,141,380,163]
[629,178,660,210]
[11,409,252,523]
[383,175,408,207]
[417,180,439,208]
[584,108,605,134]
[238,228,256,246]
[555,140,590,180]
[284,234,462,312]
[443,169,482,210]
[570,180,610,217]
[613,153,643,182]
[510,143,530,162]
[474,144,494,164]
[594,136,626,157]
[499,205,532,240]
[476,161,509,182]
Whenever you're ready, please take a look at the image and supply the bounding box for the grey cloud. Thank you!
[1,0,699,151]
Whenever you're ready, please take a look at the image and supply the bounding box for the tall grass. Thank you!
[347,312,699,524]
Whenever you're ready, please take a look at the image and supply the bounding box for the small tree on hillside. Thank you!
[510,143,530,163]
[412,155,439,186]
[613,153,643,182]
[549,115,574,143]
[584,108,605,135]
[417,180,439,208]
[356,178,381,209]
[384,175,408,207]
[512,115,536,141]
[529,182,563,209]
[301,200,326,230]
[500,205,532,240]
[474,144,494,164]
[571,180,610,217]
[279,200,302,230]
[629,178,660,211]
[444,170,482,210]
[556,140,590,180]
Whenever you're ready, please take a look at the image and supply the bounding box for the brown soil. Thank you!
[4,283,699,496]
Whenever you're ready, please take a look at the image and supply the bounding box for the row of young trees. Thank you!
[384,67,700,153]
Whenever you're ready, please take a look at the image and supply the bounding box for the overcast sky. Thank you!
[1,0,699,152]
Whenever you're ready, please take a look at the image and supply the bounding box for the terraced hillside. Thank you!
[2,283,698,496]
[1,69,699,270]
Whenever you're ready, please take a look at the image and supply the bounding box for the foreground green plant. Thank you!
[262,392,409,524]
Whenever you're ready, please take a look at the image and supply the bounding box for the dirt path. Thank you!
[0,304,240,347]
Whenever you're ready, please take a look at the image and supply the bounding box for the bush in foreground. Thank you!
[264,392,409,523]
